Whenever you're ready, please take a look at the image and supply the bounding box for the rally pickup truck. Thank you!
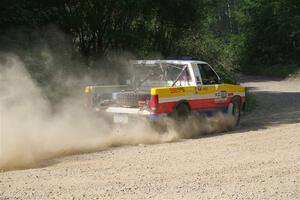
[85,60,246,128]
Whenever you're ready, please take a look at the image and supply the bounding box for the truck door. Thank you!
[196,64,227,110]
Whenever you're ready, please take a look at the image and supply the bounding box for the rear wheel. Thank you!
[173,103,190,122]
[171,103,191,135]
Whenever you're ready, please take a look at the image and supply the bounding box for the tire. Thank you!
[173,103,190,122]
[115,92,151,107]
[231,97,241,126]
[171,103,191,136]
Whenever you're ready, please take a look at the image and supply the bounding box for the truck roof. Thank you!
[132,60,208,65]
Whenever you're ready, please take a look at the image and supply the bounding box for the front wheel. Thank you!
[231,98,241,126]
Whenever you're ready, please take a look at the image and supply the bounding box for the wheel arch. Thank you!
[174,99,191,112]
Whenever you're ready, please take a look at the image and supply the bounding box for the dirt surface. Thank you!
[1,76,300,199]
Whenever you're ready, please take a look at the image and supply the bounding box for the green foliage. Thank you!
[245,90,257,112]
[0,0,206,59]
[0,0,299,82]
[239,0,300,65]
[178,0,244,83]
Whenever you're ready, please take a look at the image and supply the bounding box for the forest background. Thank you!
[1,0,299,101]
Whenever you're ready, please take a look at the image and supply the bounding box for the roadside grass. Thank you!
[244,89,257,112]
[287,68,300,79]
[241,64,300,78]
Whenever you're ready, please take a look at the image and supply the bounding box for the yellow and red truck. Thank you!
[85,60,246,128]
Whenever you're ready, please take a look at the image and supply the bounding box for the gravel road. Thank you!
[1,76,300,199]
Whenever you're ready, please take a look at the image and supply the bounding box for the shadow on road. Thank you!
[238,90,300,132]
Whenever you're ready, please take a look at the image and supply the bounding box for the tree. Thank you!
[239,0,300,65]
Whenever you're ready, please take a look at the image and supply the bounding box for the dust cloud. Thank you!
[0,55,235,171]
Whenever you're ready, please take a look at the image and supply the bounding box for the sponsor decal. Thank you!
[169,87,185,94]
[215,90,228,103]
